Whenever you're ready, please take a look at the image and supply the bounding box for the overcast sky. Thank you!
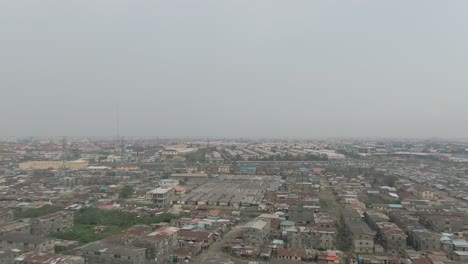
[1,1,467,139]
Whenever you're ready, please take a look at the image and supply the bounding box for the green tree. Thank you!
[179,177,189,185]
[119,185,134,199]
[14,205,62,220]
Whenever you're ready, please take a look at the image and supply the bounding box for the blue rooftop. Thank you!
[273,239,284,245]
[453,240,468,247]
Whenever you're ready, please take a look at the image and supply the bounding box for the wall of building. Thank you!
[19,160,88,170]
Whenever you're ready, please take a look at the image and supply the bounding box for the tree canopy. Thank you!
[119,185,134,199]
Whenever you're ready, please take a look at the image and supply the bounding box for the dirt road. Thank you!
[191,225,266,264]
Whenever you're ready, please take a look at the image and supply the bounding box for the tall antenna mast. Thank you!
[62,136,67,161]
[116,103,120,145]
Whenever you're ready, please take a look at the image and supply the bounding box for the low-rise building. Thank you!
[178,230,214,244]
[340,208,362,223]
[31,211,74,236]
[103,225,153,245]
[19,160,88,170]
[418,211,465,233]
[285,226,337,250]
[14,252,84,264]
[288,206,316,225]
[134,226,180,263]
[388,210,424,234]
[0,233,54,252]
[217,165,230,174]
[159,179,179,188]
[145,188,175,208]
[0,248,25,264]
[375,222,407,255]
[116,165,140,171]
[170,173,208,183]
[346,221,375,253]
[241,219,270,246]
[76,241,146,264]
[410,229,441,252]
[318,251,340,264]
[0,220,31,235]
[364,210,389,231]
[277,249,307,261]
[313,212,336,228]
[449,251,468,262]
[413,185,434,200]
[0,209,14,224]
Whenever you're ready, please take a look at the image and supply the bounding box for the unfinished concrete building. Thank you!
[346,221,376,253]
[0,233,54,253]
[134,226,180,263]
[241,219,270,246]
[410,229,441,252]
[76,241,146,264]
[285,226,337,250]
[0,209,14,224]
[376,222,407,255]
[31,211,74,236]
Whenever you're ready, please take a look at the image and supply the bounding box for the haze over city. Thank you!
[1,0,467,138]
[3,2,468,264]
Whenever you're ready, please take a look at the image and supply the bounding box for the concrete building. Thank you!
[0,233,54,252]
[31,211,74,236]
[241,219,270,246]
[375,222,407,255]
[19,160,89,170]
[288,206,316,225]
[346,221,376,253]
[449,251,468,262]
[0,208,14,224]
[0,248,25,264]
[313,212,336,228]
[14,252,84,264]
[115,165,140,171]
[178,230,214,244]
[418,211,465,233]
[340,208,362,223]
[76,241,146,264]
[159,179,179,188]
[145,188,175,208]
[178,177,274,207]
[413,185,434,200]
[134,226,180,263]
[170,173,208,183]
[277,249,307,261]
[364,210,389,231]
[388,210,424,234]
[217,165,230,173]
[0,220,31,235]
[285,226,337,250]
[410,229,441,252]
[103,225,153,246]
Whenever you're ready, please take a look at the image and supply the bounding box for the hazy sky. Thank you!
[1,1,467,139]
